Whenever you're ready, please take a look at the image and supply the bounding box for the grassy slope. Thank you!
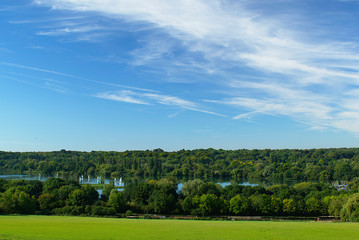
[0,215,358,240]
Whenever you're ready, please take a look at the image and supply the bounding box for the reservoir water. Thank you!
[0,174,258,190]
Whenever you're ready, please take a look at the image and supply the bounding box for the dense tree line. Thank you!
[1,178,359,221]
[1,148,359,181]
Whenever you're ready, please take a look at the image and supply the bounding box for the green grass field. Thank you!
[0,215,358,240]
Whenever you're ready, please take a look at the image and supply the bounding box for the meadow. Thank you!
[0,215,358,240]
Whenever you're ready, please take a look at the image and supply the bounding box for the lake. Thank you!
[0,174,258,190]
[1,174,316,188]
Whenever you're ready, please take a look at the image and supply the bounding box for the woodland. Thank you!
[1,177,359,221]
[1,148,359,221]
[0,148,358,181]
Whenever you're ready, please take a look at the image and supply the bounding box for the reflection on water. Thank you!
[0,174,49,182]
[0,174,125,187]
[176,181,256,191]
[0,174,318,189]
[96,188,124,196]
[79,178,125,187]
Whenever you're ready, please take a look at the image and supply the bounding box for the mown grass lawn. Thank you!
[0,215,358,240]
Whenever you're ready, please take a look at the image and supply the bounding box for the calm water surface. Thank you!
[0,174,258,189]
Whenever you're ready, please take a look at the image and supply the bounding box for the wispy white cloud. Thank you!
[0,73,71,93]
[44,81,70,93]
[37,25,103,36]
[9,16,87,25]
[95,90,226,117]
[0,62,76,78]
[142,93,195,108]
[130,37,174,66]
[31,0,359,134]
[167,110,185,119]
[96,90,150,105]
[9,7,120,42]
[144,92,227,117]
[0,62,158,93]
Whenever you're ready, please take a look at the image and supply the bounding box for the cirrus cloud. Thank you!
[31,0,359,135]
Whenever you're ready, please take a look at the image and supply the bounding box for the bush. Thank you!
[341,193,359,221]
[92,206,116,216]
[126,210,133,216]
[52,206,84,216]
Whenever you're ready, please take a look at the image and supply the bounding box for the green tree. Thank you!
[270,196,282,215]
[56,185,80,206]
[66,189,86,206]
[283,199,296,215]
[229,195,249,215]
[100,184,115,201]
[149,184,177,214]
[305,197,322,216]
[199,194,219,216]
[181,179,206,197]
[340,193,359,222]
[182,196,193,214]
[0,187,36,214]
[334,162,352,180]
[82,185,99,205]
[108,190,125,213]
[37,193,56,214]
[327,195,346,217]
[43,178,66,194]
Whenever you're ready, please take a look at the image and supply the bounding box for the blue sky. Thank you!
[2,0,359,152]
